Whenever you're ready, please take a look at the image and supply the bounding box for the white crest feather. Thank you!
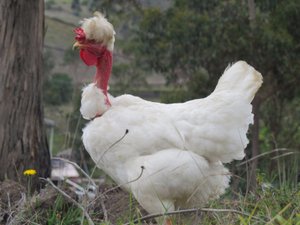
[80,12,115,51]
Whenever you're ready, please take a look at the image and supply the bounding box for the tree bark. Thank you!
[248,97,260,192]
[246,0,259,193]
[247,0,256,22]
[0,0,50,189]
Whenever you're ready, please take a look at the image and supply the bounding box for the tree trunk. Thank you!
[0,0,50,189]
[247,0,256,22]
[248,97,260,192]
[246,0,259,193]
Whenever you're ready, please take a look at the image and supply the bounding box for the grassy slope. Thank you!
[45,17,75,50]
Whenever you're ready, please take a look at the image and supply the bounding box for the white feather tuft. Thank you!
[80,12,115,51]
[214,61,263,102]
[80,83,109,120]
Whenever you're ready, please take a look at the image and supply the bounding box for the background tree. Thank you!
[44,73,73,105]
[0,0,51,189]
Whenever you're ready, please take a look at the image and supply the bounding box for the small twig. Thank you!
[231,173,246,181]
[99,197,108,222]
[54,158,109,223]
[91,129,129,177]
[237,148,290,166]
[103,165,145,196]
[100,129,129,162]
[88,166,145,209]
[7,192,12,217]
[271,152,297,160]
[87,129,129,187]
[40,178,94,225]
[124,207,267,225]
[6,192,16,224]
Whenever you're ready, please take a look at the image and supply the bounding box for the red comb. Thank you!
[74,27,86,43]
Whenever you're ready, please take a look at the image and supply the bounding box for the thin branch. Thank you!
[103,165,144,196]
[271,152,298,160]
[90,129,129,178]
[124,207,267,225]
[99,197,108,222]
[237,148,290,166]
[7,193,12,219]
[40,178,94,225]
[88,166,145,208]
[98,129,129,162]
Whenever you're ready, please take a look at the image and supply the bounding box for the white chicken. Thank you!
[74,12,263,223]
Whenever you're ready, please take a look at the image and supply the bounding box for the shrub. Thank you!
[44,73,73,105]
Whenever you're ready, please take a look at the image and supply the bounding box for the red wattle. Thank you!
[80,49,98,66]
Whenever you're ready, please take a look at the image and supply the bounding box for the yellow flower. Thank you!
[23,169,37,176]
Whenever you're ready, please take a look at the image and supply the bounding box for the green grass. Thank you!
[202,187,300,225]
[9,183,299,225]
[46,195,83,225]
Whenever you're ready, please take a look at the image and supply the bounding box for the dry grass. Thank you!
[1,171,299,225]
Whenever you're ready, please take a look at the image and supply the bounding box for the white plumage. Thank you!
[80,12,115,51]
[80,83,109,119]
[75,13,263,219]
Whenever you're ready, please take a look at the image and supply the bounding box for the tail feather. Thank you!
[213,61,263,102]
[179,61,263,163]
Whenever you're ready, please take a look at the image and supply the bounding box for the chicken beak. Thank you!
[73,41,83,50]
